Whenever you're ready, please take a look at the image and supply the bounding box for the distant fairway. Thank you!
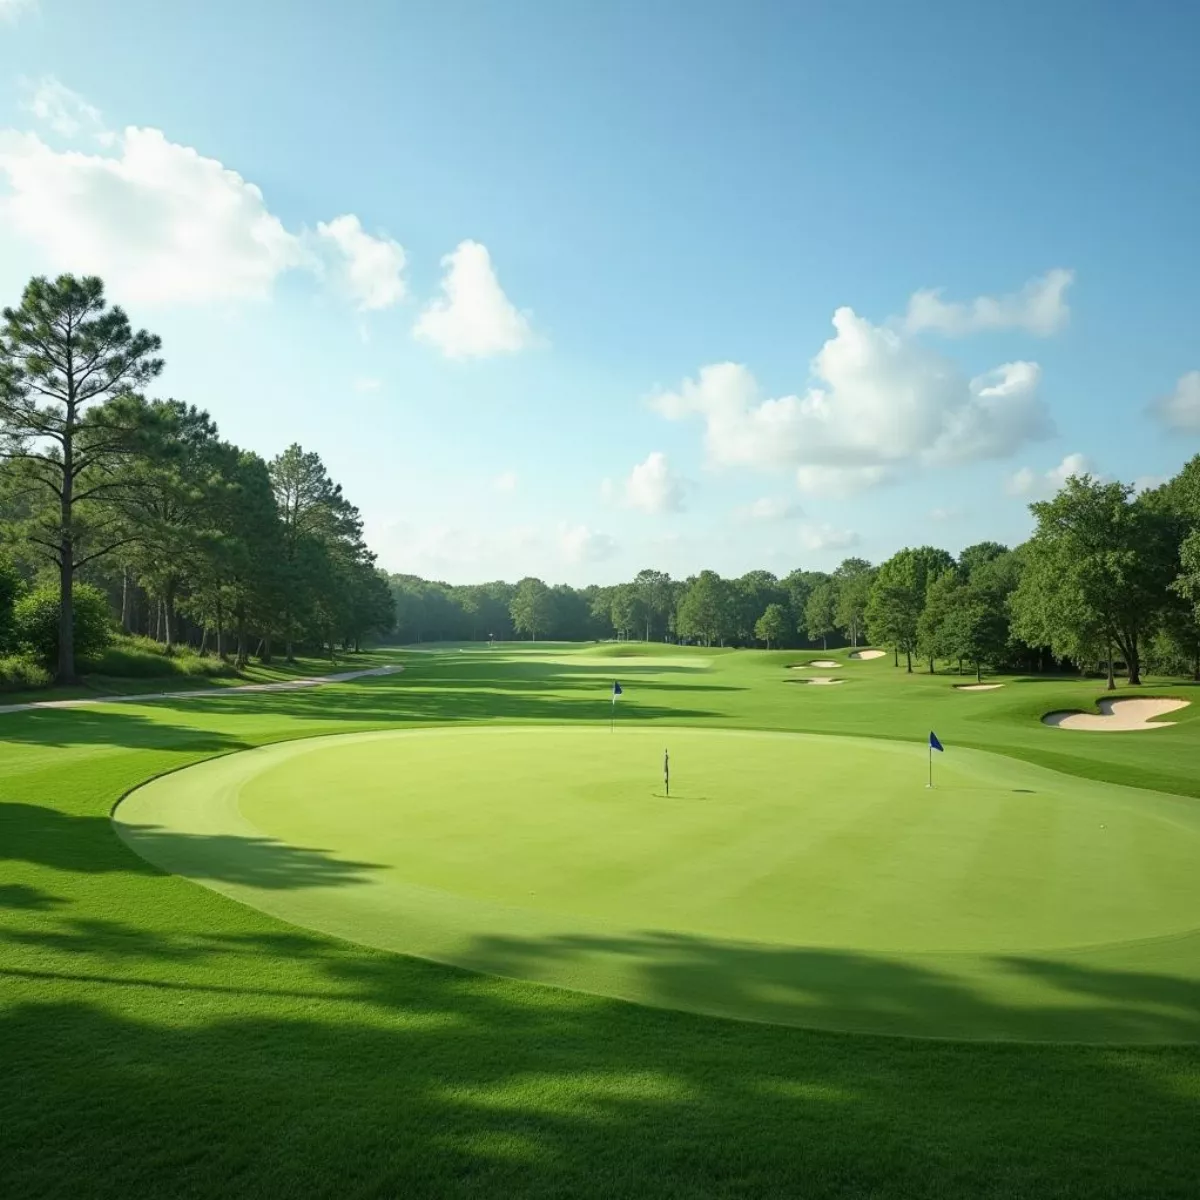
[116,724,1200,1042]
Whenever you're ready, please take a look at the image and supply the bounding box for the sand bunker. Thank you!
[808,659,840,668]
[797,676,846,686]
[1042,698,1190,731]
[849,649,885,661]
[955,684,1004,692]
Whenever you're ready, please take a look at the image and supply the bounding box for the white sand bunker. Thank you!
[798,676,846,686]
[955,683,1004,692]
[1043,697,1190,731]
[807,659,840,668]
[849,649,885,661]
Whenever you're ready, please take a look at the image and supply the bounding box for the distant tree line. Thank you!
[0,274,394,684]
[387,461,1200,688]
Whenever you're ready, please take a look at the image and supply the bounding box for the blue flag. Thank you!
[612,681,622,697]
[929,731,944,752]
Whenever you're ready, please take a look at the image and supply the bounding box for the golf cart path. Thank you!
[0,664,405,715]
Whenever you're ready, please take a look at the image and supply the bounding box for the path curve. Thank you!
[0,664,404,716]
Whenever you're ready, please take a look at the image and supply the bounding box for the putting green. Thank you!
[114,726,1200,1043]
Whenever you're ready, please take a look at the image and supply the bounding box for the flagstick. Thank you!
[927,744,932,789]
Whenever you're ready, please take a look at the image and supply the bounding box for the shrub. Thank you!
[0,654,52,692]
[88,635,236,680]
[13,583,114,669]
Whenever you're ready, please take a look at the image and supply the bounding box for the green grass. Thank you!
[116,724,1200,1042]
[3,644,1200,1196]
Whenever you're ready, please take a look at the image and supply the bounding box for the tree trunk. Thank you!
[1106,640,1116,691]
[929,654,935,674]
[976,660,982,683]
[261,634,273,664]
[199,627,209,656]
[822,634,828,650]
[163,581,177,654]
[121,567,133,632]
[57,547,75,684]
[215,597,227,661]
[958,657,964,675]
[645,619,651,642]
[893,646,899,668]
[1126,647,1141,686]
[905,650,912,673]
[1194,648,1199,682]
[235,603,249,669]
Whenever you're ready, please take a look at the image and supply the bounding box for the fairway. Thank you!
[116,724,1200,1042]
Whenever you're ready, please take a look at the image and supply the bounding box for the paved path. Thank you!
[0,664,405,716]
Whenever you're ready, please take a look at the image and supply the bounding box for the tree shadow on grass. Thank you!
[2,803,380,891]
[2,911,1199,1199]
[457,929,1200,1046]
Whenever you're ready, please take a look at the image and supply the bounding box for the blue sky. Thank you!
[1,0,1197,584]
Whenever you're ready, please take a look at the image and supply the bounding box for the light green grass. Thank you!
[4,643,1200,1197]
[116,724,1200,1042]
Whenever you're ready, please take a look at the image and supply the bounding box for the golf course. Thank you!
[4,643,1200,1196]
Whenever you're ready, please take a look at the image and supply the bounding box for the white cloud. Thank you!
[929,506,961,522]
[0,0,36,22]
[1007,452,1094,497]
[559,523,617,564]
[653,307,1050,496]
[20,77,104,139]
[315,214,406,311]
[0,93,409,312]
[1149,371,1200,431]
[903,268,1073,337]
[494,470,518,493]
[798,523,860,552]
[414,240,536,358]
[0,125,309,305]
[736,496,803,522]
[624,451,685,514]
[1133,475,1166,495]
[794,464,893,497]
[353,377,382,392]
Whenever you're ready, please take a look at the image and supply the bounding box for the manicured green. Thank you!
[3,644,1200,1197]
[117,724,1200,1042]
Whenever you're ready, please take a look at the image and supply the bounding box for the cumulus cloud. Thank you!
[559,523,617,563]
[315,214,406,311]
[798,523,860,552]
[1007,452,1095,497]
[494,470,518,493]
[794,465,893,497]
[0,89,408,312]
[20,77,104,139]
[903,268,1073,337]
[624,451,685,514]
[736,496,803,522]
[414,240,536,358]
[1149,371,1200,431]
[0,125,309,305]
[653,307,1051,497]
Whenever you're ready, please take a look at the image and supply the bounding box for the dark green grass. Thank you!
[2,644,1199,1197]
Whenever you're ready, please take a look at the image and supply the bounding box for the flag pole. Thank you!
[927,743,932,789]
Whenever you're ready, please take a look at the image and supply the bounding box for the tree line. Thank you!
[388,461,1200,687]
[0,274,394,684]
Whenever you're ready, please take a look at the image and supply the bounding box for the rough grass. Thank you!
[0,654,51,692]
[85,636,239,680]
[1,643,1199,1198]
